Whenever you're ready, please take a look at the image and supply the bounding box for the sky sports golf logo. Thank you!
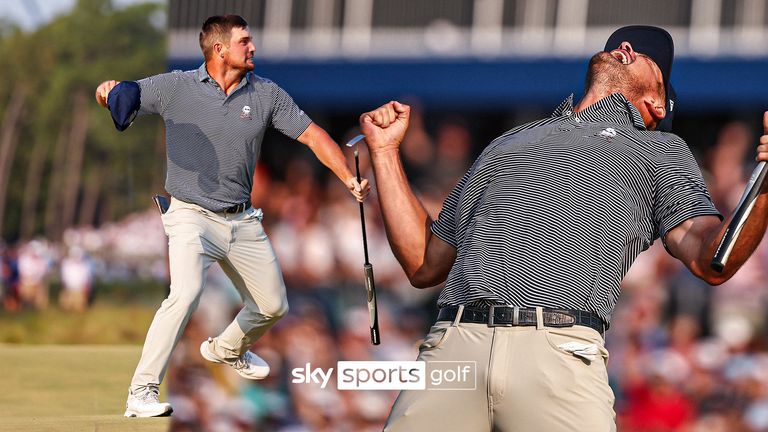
[291,361,476,390]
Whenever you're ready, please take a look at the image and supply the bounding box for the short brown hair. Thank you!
[199,15,249,59]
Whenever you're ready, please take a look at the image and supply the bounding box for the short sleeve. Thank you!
[430,170,472,247]
[268,82,312,139]
[654,137,722,240]
[137,71,182,115]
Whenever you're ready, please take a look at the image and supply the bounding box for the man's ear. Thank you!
[644,98,666,121]
[213,42,225,58]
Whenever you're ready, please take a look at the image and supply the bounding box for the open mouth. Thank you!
[610,49,634,65]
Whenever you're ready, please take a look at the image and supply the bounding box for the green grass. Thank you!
[0,345,170,432]
[0,282,171,430]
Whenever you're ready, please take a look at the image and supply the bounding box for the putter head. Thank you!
[345,134,366,147]
[345,134,365,157]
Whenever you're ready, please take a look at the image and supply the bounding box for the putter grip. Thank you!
[364,263,381,345]
[711,161,768,272]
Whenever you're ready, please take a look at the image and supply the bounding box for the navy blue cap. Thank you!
[604,25,676,132]
[107,81,141,131]
[656,84,675,132]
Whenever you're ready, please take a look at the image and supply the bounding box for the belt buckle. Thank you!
[488,305,518,327]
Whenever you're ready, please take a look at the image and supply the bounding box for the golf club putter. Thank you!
[346,134,381,345]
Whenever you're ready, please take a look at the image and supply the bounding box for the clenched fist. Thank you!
[359,101,411,155]
[95,80,119,107]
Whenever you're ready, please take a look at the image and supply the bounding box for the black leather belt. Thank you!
[222,201,250,214]
[437,305,606,334]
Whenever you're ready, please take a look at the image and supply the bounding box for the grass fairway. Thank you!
[0,345,169,432]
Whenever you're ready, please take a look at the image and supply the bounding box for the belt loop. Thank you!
[452,305,464,327]
[535,307,544,330]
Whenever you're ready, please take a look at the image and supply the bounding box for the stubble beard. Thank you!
[585,52,637,99]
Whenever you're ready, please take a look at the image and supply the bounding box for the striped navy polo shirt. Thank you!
[137,64,312,212]
[430,93,721,325]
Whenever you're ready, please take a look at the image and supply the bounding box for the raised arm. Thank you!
[359,101,456,287]
[666,112,768,285]
[296,122,370,202]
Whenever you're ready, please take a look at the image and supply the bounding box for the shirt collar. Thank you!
[197,63,210,82]
[552,93,648,131]
[551,94,575,117]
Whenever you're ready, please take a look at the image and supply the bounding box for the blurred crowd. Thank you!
[2,111,768,431]
[1,238,95,313]
[0,209,167,313]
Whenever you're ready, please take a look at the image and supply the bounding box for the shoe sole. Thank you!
[124,407,173,418]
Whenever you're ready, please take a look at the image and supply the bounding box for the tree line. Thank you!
[0,0,167,242]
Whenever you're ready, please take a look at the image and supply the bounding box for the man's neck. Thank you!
[205,61,246,96]
[573,88,610,113]
[574,88,657,130]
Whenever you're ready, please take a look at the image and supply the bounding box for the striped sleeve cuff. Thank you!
[658,204,723,240]
[285,115,312,140]
[430,219,458,248]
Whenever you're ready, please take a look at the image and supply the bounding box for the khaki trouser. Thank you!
[385,307,616,432]
[130,198,288,392]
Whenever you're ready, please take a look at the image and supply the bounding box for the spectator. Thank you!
[17,240,52,310]
[59,246,94,312]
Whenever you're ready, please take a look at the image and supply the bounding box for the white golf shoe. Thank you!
[200,337,270,380]
[124,387,172,418]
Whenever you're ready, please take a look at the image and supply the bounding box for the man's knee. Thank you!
[161,283,203,312]
[262,301,288,321]
[238,301,288,335]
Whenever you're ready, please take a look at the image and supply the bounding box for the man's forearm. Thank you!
[300,123,355,182]
[702,191,768,284]
[370,149,433,278]
[310,138,355,182]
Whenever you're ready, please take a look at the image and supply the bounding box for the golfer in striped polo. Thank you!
[360,26,768,431]
[95,15,369,418]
